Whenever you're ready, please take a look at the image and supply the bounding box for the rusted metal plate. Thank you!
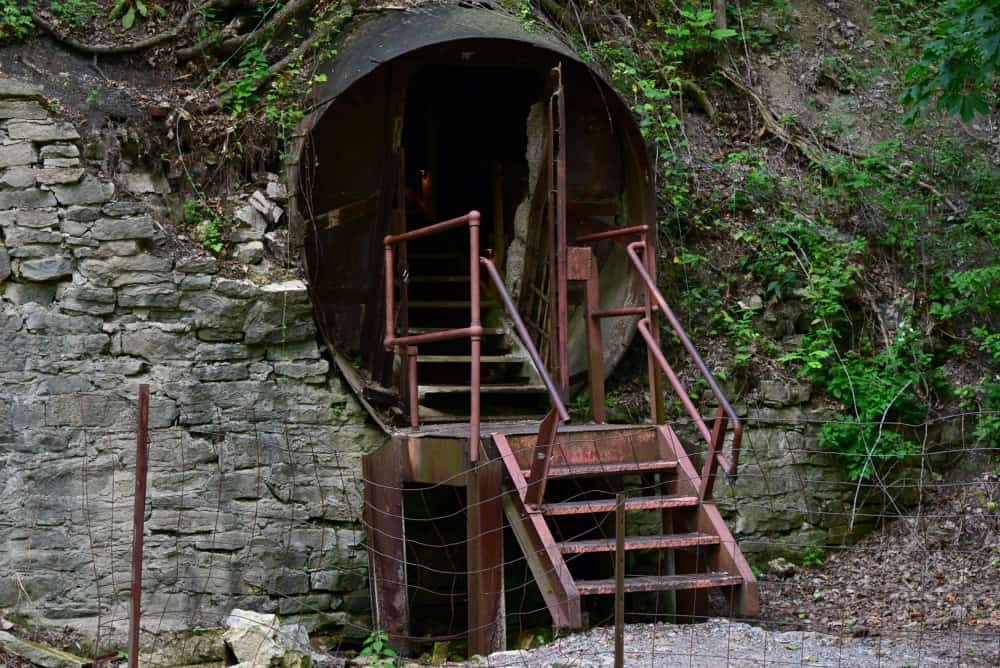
[404,436,468,485]
[576,573,745,596]
[524,459,677,479]
[558,532,720,554]
[542,494,699,516]
[467,459,505,655]
[566,246,593,281]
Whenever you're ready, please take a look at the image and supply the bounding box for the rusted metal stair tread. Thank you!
[558,532,720,554]
[408,275,472,283]
[522,459,677,479]
[409,300,498,309]
[409,327,506,335]
[419,383,547,397]
[542,494,699,516]
[576,573,745,595]
[417,354,527,363]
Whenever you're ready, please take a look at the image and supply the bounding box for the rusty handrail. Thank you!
[383,210,483,461]
[625,240,743,494]
[574,224,648,244]
[480,257,570,423]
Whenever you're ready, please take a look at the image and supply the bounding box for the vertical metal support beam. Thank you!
[523,408,561,508]
[614,493,625,668]
[128,384,149,668]
[553,66,570,396]
[383,243,395,351]
[467,457,505,656]
[644,229,666,425]
[363,439,410,654]
[583,251,606,423]
[469,211,482,462]
[406,346,419,429]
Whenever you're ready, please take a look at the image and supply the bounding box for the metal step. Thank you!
[523,459,678,479]
[575,573,744,596]
[409,275,471,283]
[558,532,720,554]
[409,300,491,309]
[542,494,698,516]
[417,354,527,363]
[409,327,506,335]
[418,383,547,398]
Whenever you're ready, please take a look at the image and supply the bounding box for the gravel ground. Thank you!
[455,619,1000,667]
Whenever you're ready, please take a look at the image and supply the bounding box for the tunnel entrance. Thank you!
[291,4,657,429]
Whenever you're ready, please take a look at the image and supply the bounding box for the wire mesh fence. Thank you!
[2,399,998,667]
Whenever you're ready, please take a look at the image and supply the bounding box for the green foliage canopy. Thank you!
[901,0,1000,121]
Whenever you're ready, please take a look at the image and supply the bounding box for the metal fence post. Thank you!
[128,384,150,668]
[615,493,625,668]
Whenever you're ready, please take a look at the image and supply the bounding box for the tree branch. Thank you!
[176,0,319,62]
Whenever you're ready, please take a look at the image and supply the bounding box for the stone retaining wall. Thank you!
[0,78,381,644]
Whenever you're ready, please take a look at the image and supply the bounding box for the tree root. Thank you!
[721,68,961,214]
[681,80,716,121]
[31,2,215,55]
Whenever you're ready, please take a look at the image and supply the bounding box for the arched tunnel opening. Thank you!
[289,5,657,429]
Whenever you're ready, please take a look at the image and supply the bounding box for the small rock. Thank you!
[768,557,797,579]
[266,180,288,202]
[18,256,74,282]
[234,240,265,264]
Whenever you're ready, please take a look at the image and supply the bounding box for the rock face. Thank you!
[0,78,380,644]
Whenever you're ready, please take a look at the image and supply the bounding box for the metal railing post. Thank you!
[469,211,482,462]
[128,384,150,668]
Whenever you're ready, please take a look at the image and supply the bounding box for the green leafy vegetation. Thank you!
[0,0,34,42]
[896,0,1000,121]
[49,0,97,28]
[109,0,164,31]
[184,199,229,254]
[359,630,399,667]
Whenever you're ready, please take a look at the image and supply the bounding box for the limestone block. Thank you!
[18,256,73,282]
[3,226,62,246]
[39,143,80,160]
[215,278,261,299]
[0,78,43,98]
[125,169,169,195]
[63,205,101,222]
[0,631,92,668]
[0,165,36,188]
[4,120,80,142]
[89,215,158,240]
[35,167,85,185]
[0,188,57,210]
[176,255,218,274]
[51,176,114,206]
[0,248,9,282]
[193,363,250,382]
[230,204,268,242]
[0,142,37,168]
[12,208,59,228]
[4,282,56,305]
[234,240,264,264]
[180,291,251,329]
[117,283,180,309]
[274,359,329,380]
[194,343,254,362]
[120,327,197,361]
[0,99,48,119]
[223,610,281,667]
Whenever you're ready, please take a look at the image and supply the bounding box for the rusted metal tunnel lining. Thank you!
[288,4,656,426]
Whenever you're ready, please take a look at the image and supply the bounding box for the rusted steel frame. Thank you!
[523,408,561,508]
[593,305,656,318]
[614,493,625,668]
[363,439,410,653]
[636,318,713,445]
[553,64,570,396]
[626,242,743,478]
[406,347,418,429]
[469,211,482,462]
[575,224,649,243]
[658,426,759,617]
[480,258,570,423]
[128,384,150,668]
[467,457,505,655]
[643,230,666,424]
[582,249,607,423]
[383,211,475,245]
[498,433,581,630]
[492,432,528,500]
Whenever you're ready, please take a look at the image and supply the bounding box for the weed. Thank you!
[220,47,269,115]
[359,630,399,668]
[0,0,34,42]
[184,199,229,254]
[800,541,826,567]
[109,0,164,31]
[49,0,97,28]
